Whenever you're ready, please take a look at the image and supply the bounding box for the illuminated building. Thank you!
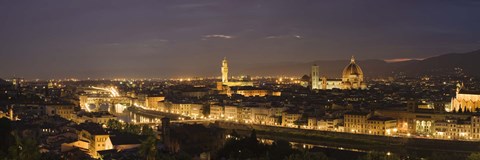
[281,111,302,127]
[299,75,310,88]
[433,119,471,140]
[145,96,165,110]
[74,112,117,124]
[45,104,75,120]
[309,118,343,131]
[366,116,397,136]
[377,102,472,136]
[340,56,367,90]
[76,123,113,158]
[251,107,270,124]
[237,106,286,125]
[451,84,480,112]
[169,103,203,118]
[238,107,253,122]
[311,65,320,89]
[471,116,480,140]
[320,77,343,90]
[221,57,228,83]
[307,117,317,129]
[6,105,15,121]
[11,77,24,89]
[79,87,131,112]
[224,105,239,120]
[344,112,397,135]
[231,86,269,97]
[0,111,6,119]
[216,57,253,92]
[311,56,367,90]
[209,105,224,119]
[344,112,370,134]
[429,115,480,140]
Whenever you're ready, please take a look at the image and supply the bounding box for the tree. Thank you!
[139,135,158,160]
[467,152,480,160]
[106,119,122,130]
[249,129,258,141]
[359,152,400,160]
[124,123,141,134]
[293,116,307,128]
[428,152,464,160]
[230,130,240,138]
[141,124,155,136]
[156,153,176,160]
[0,118,13,156]
[175,151,192,160]
[202,105,210,118]
[269,140,294,160]
[285,150,329,160]
[7,133,41,160]
[216,129,267,159]
[39,152,62,160]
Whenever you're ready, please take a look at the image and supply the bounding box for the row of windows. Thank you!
[346,115,368,118]
[96,137,108,142]
[345,119,366,123]
[346,124,386,129]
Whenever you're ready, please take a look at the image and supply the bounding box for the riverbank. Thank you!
[213,121,480,157]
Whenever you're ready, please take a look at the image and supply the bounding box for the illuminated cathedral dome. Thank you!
[342,56,364,77]
[341,56,366,89]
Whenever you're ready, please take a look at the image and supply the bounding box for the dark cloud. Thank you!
[0,0,479,79]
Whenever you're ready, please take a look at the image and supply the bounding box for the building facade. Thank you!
[344,112,397,135]
[311,65,320,89]
[281,112,302,127]
[209,105,224,119]
[217,57,254,92]
[340,56,367,90]
[451,86,480,112]
[311,56,367,90]
[145,96,165,110]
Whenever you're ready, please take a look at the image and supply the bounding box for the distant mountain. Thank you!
[240,59,390,78]
[0,78,9,86]
[238,49,480,78]
[391,49,480,77]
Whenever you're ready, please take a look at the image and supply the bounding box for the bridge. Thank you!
[79,86,131,112]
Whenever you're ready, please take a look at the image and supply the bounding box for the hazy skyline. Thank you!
[1,0,480,79]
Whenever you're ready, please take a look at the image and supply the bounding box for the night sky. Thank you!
[1,0,480,79]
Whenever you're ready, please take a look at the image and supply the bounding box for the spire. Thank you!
[222,57,228,65]
[456,82,464,94]
[221,56,228,83]
[350,55,355,63]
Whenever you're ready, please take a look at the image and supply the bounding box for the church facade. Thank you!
[311,56,367,90]
[451,84,480,112]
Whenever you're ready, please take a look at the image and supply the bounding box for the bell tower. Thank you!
[311,64,320,89]
[221,57,228,83]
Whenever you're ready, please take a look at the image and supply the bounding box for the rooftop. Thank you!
[459,89,480,95]
[344,111,370,116]
[76,122,107,135]
[368,116,396,121]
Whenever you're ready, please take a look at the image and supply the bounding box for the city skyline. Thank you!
[1,0,480,79]
[3,1,480,159]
